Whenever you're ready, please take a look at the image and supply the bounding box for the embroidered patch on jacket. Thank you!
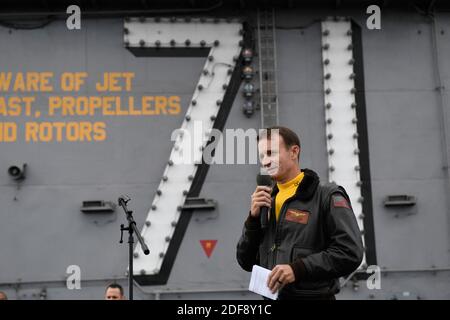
[332,195,351,209]
[285,209,310,224]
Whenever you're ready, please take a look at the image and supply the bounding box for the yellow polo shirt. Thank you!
[275,172,304,221]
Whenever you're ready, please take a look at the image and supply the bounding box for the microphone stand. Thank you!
[118,196,150,300]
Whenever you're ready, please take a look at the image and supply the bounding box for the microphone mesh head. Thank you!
[257,174,272,186]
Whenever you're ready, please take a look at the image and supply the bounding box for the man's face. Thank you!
[105,288,124,300]
[258,133,298,181]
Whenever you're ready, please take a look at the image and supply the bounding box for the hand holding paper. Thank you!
[248,265,279,300]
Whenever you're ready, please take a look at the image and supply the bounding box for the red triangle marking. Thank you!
[200,240,217,258]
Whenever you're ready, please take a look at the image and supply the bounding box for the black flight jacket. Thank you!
[236,168,364,299]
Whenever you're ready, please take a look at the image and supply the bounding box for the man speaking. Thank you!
[236,126,364,300]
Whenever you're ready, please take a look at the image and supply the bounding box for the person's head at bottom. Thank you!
[0,291,7,300]
[104,284,125,300]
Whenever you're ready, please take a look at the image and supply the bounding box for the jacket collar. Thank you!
[271,168,320,201]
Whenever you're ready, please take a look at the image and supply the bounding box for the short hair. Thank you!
[106,283,124,296]
[0,291,7,300]
[257,126,301,159]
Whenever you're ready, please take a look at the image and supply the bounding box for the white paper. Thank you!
[248,265,279,300]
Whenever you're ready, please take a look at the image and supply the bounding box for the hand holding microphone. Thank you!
[251,174,273,228]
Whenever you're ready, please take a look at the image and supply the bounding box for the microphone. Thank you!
[117,195,150,255]
[118,195,131,207]
[256,174,272,228]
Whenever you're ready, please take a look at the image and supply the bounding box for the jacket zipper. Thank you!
[271,195,296,267]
